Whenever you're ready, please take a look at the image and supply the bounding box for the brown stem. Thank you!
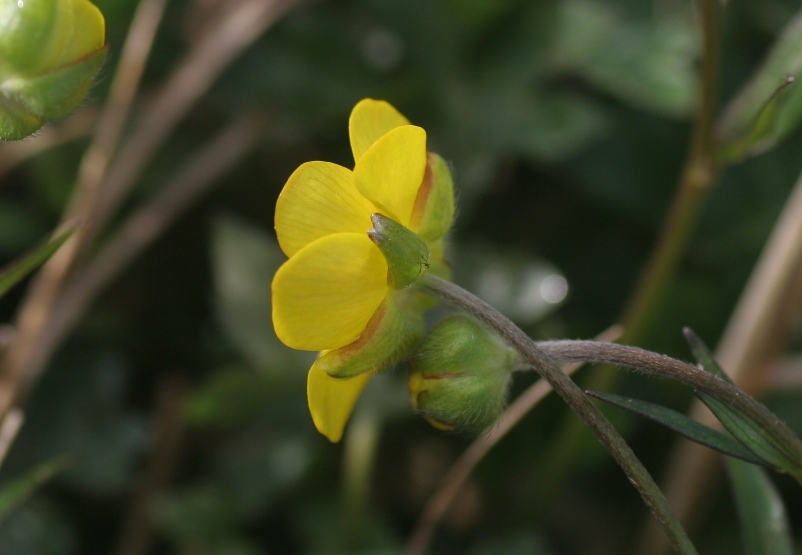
[113,375,188,555]
[0,0,170,423]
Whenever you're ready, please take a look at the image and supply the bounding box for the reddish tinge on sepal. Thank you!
[409,314,521,432]
[316,294,425,379]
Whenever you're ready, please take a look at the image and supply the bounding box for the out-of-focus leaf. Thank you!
[466,533,555,555]
[210,213,311,372]
[154,485,242,546]
[0,226,74,299]
[218,436,314,517]
[547,0,697,117]
[7,354,148,496]
[0,204,50,252]
[587,390,765,465]
[444,82,607,166]
[717,77,794,164]
[718,8,802,161]
[186,367,311,431]
[728,458,793,555]
[0,500,75,555]
[0,457,70,522]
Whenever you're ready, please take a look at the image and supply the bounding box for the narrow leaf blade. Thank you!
[717,7,802,162]
[0,457,71,522]
[0,227,75,299]
[587,389,766,465]
[697,391,796,474]
[728,458,794,555]
[683,327,731,382]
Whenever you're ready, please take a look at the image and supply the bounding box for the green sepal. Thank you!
[728,458,794,555]
[409,152,455,242]
[1,45,107,139]
[409,314,520,432]
[316,293,425,379]
[0,99,44,140]
[368,213,429,289]
[0,226,75,299]
[587,389,766,466]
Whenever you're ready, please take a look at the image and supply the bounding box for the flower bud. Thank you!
[0,0,107,140]
[316,295,425,379]
[409,152,455,242]
[368,213,430,289]
[408,314,521,432]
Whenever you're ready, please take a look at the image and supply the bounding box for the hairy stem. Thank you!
[535,340,802,467]
[420,274,698,555]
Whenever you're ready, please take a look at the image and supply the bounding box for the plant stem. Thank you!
[540,0,723,528]
[534,340,802,469]
[420,274,699,555]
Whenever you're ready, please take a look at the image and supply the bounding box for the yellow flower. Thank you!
[272,99,454,442]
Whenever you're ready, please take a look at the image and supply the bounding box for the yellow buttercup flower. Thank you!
[272,99,455,442]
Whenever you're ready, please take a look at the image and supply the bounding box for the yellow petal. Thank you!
[272,233,389,351]
[275,161,376,257]
[354,125,427,227]
[55,0,106,68]
[349,99,411,163]
[308,363,372,442]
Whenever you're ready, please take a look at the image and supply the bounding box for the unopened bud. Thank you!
[0,0,107,140]
[408,314,521,432]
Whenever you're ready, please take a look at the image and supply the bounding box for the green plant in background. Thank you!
[0,0,107,141]
[3,0,802,554]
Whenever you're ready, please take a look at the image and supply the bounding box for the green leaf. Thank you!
[696,391,797,475]
[587,390,765,465]
[210,214,309,372]
[0,457,71,522]
[683,327,732,382]
[0,226,75,299]
[728,458,793,555]
[717,7,802,163]
[684,329,802,474]
[717,77,795,164]
[546,0,697,117]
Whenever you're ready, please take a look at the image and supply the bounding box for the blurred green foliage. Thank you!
[1,0,802,553]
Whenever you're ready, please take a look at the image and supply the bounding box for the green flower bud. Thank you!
[409,152,455,242]
[316,294,425,379]
[368,213,430,289]
[0,0,107,140]
[408,314,521,432]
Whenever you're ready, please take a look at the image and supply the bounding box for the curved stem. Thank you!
[405,325,623,555]
[535,340,802,466]
[420,274,699,555]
